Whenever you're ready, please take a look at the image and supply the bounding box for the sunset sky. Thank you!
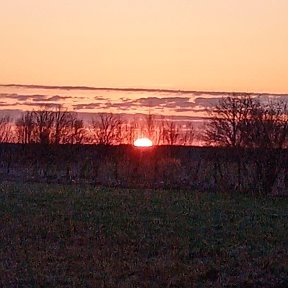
[1,0,288,118]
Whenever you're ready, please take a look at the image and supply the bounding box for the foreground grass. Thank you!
[0,183,287,287]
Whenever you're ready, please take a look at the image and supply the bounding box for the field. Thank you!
[0,183,287,287]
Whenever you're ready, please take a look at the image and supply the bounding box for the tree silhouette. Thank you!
[16,112,35,144]
[204,94,258,147]
[205,95,288,194]
[16,106,84,145]
[0,115,14,143]
[163,120,180,145]
[91,113,123,145]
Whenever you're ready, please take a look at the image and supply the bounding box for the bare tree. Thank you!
[205,95,288,194]
[52,105,74,144]
[16,112,36,144]
[204,95,258,147]
[163,120,180,145]
[204,95,254,193]
[241,100,288,194]
[63,118,87,144]
[180,122,195,146]
[71,119,87,144]
[32,107,55,144]
[91,113,123,145]
[16,108,54,145]
[0,115,13,143]
[145,112,155,140]
[16,106,84,145]
[241,100,288,149]
[122,119,138,145]
[139,112,162,144]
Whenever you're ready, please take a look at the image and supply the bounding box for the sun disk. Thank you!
[134,138,153,147]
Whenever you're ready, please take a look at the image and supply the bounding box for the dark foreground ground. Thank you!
[0,183,287,287]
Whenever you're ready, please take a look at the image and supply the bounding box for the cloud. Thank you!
[2,83,288,98]
[0,93,72,102]
[193,97,220,108]
[45,95,72,101]
[19,102,60,108]
[70,96,222,112]
[0,101,9,106]
[1,84,287,119]
[95,96,219,111]
[0,93,33,101]
[30,95,53,102]
[174,108,195,113]
[94,96,110,101]
[0,84,288,97]
[94,97,193,110]
[73,103,102,110]
[133,97,191,108]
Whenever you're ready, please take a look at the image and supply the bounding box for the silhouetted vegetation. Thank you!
[0,98,287,287]
[91,113,123,145]
[0,115,13,143]
[15,105,85,145]
[204,95,288,195]
[0,96,287,195]
[4,106,196,146]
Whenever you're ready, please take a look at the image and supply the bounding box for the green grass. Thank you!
[0,182,287,287]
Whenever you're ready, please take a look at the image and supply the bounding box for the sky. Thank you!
[0,0,288,118]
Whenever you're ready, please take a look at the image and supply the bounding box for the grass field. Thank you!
[0,182,287,287]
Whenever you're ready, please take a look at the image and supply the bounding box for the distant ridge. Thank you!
[1,83,288,97]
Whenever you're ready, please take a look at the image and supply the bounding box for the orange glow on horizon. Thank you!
[134,138,153,147]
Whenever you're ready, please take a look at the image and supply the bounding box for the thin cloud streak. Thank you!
[1,84,288,98]
[0,93,72,102]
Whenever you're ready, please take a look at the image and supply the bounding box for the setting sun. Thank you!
[134,138,153,147]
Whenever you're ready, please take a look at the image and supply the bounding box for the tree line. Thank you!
[0,96,287,194]
[0,95,287,148]
[0,105,195,145]
[204,94,288,149]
